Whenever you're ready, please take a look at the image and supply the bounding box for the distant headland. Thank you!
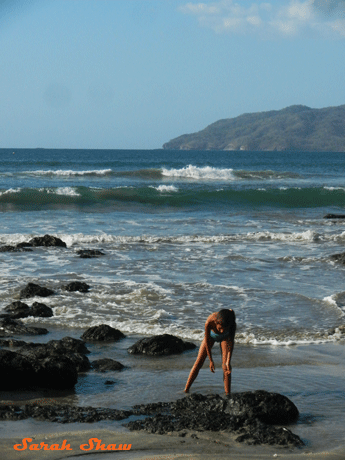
[163,104,345,151]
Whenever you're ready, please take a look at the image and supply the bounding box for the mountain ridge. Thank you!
[162,104,345,151]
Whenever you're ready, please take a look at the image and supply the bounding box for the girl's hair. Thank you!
[216,309,236,337]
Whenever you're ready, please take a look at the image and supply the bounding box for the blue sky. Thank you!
[1,0,345,149]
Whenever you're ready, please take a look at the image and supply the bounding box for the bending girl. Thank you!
[184,309,236,395]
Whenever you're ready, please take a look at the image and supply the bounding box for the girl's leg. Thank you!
[184,338,212,392]
[220,340,231,395]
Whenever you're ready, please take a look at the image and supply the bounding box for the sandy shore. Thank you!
[1,427,345,460]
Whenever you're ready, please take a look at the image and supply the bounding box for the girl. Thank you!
[184,309,236,395]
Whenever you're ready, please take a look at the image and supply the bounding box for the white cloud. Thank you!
[179,0,345,38]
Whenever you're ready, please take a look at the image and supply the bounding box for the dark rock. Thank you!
[104,380,115,385]
[4,301,31,319]
[20,283,54,299]
[77,249,105,258]
[0,245,32,252]
[32,355,78,389]
[0,349,77,390]
[28,234,67,248]
[92,358,125,372]
[31,302,53,318]
[0,317,48,336]
[225,390,299,425]
[16,242,33,248]
[19,337,91,372]
[57,336,90,354]
[64,281,90,293]
[0,339,27,348]
[0,350,36,389]
[127,392,303,447]
[324,214,345,219]
[128,334,196,356]
[0,404,132,423]
[81,324,126,342]
[0,391,304,446]
[330,252,345,264]
[2,301,53,319]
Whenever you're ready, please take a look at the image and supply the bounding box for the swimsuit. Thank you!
[210,329,230,342]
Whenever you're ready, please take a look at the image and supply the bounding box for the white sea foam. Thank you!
[153,185,179,192]
[28,169,112,176]
[54,187,81,196]
[324,187,345,192]
[0,188,21,196]
[162,165,235,181]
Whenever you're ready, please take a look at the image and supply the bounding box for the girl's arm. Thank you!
[224,334,235,372]
[205,316,215,372]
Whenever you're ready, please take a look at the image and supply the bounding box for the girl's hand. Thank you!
[209,361,215,373]
[224,364,232,376]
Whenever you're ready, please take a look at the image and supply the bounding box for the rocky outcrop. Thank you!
[77,249,105,258]
[0,337,91,389]
[81,325,126,342]
[27,234,67,248]
[19,337,91,372]
[0,391,303,447]
[20,283,54,299]
[3,301,53,319]
[0,403,132,423]
[128,334,196,356]
[127,392,303,447]
[0,318,48,336]
[63,281,90,293]
[324,214,345,219]
[92,358,125,372]
[330,252,345,264]
[0,349,78,390]
[0,245,32,252]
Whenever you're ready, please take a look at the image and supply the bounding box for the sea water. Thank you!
[0,148,345,452]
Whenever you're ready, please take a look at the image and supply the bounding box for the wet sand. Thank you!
[1,427,345,460]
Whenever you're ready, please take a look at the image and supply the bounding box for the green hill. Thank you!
[162,104,345,151]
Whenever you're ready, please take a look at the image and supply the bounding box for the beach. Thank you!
[1,148,345,457]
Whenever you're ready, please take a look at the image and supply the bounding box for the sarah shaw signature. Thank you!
[13,438,131,451]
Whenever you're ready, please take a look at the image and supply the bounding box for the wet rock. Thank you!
[0,349,78,390]
[28,234,67,248]
[31,302,53,317]
[0,339,27,348]
[33,356,78,389]
[225,390,299,424]
[81,324,126,342]
[0,317,48,336]
[20,283,54,299]
[0,404,132,423]
[2,301,53,319]
[64,281,90,293]
[0,245,32,252]
[4,301,31,319]
[128,334,196,356]
[19,337,91,372]
[324,214,345,219]
[16,242,33,248]
[92,358,125,372]
[330,252,345,264]
[127,392,303,447]
[77,249,105,258]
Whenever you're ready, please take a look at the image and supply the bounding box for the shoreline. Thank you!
[1,428,345,460]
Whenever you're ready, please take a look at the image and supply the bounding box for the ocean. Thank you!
[0,148,344,453]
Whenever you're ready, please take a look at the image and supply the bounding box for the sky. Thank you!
[1,0,345,149]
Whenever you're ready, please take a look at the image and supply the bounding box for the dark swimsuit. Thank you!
[210,329,230,342]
